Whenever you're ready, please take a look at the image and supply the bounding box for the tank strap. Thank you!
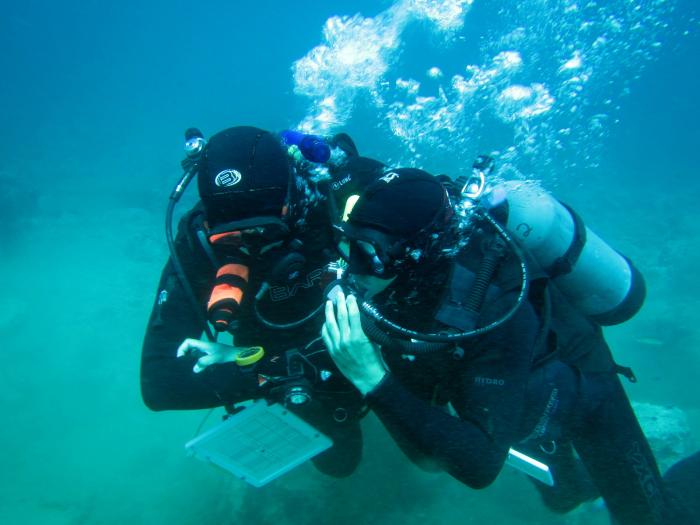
[529,280,556,365]
[546,202,586,279]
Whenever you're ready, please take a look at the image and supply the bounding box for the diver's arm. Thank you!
[367,373,507,488]
[140,211,252,411]
[367,295,539,489]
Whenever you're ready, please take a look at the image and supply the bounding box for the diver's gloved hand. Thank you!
[176,338,243,373]
[322,291,387,396]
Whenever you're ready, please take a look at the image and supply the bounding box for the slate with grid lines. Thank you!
[186,401,332,487]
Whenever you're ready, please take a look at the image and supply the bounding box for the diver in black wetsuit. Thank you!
[140,125,385,477]
[322,168,699,524]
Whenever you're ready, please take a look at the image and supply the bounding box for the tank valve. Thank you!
[184,128,206,158]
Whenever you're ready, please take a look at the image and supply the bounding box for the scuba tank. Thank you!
[488,180,645,325]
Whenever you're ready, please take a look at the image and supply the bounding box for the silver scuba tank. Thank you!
[486,180,646,325]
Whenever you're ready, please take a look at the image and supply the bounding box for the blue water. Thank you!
[1,1,699,523]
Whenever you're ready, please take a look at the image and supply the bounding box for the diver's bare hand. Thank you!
[176,338,242,373]
[322,291,387,395]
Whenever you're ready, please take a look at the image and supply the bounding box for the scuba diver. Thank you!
[140,125,386,477]
[322,165,699,524]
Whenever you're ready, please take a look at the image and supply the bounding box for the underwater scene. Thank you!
[1,0,699,524]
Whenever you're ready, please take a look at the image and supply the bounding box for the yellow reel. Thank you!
[235,346,265,366]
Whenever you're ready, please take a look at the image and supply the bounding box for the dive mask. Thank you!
[207,216,290,255]
[335,222,406,279]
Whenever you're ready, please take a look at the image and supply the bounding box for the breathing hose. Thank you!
[253,283,325,330]
[165,129,215,342]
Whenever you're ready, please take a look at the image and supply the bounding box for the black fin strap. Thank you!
[615,364,638,383]
[546,202,586,279]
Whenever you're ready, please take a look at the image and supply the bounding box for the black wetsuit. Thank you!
[363,227,697,524]
[141,152,385,477]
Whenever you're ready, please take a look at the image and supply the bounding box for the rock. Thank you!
[633,401,695,472]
